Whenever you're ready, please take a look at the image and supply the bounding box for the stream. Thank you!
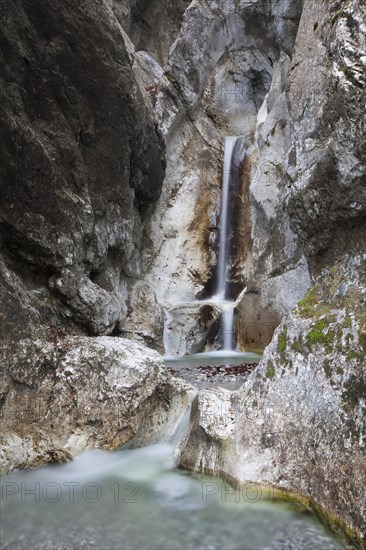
[0,347,348,549]
[1,438,346,550]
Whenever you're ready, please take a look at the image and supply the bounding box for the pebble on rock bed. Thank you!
[196,363,257,376]
[167,363,258,389]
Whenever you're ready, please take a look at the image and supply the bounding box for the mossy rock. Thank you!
[277,325,288,353]
[306,319,335,349]
[266,360,275,379]
[342,374,366,410]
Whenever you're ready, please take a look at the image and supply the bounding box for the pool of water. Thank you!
[165,350,262,390]
[164,350,262,366]
[1,443,347,549]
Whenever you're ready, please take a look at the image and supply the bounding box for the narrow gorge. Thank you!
[0,0,365,548]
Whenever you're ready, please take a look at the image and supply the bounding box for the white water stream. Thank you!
[213,136,246,351]
[215,136,237,301]
[0,405,345,550]
[163,137,246,355]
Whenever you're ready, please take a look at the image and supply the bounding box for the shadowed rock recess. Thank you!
[0,0,365,546]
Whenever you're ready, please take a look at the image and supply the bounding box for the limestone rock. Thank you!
[108,0,191,66]
[181,257,366,545]
[163,302,221,356]
[141,0,307,350]
[0,336,191,474]
[143,112,222,303]
[0,0,165,339]
[120,281,164,351]
[237,51,311,350]
[286,0,366,270]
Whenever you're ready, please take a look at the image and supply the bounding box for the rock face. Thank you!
[0,0,175,473]
[286,0,366,271]
[108,0,191,66]
[181,257,366,545]
[0,336,191,474]
[163,302,221,356]
[237,49,311,350]
[120,281,165,352]
[0,0,165,340]
[179,0,366,545]
[128,0,310,352]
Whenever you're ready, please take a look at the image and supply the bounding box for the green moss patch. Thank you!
[298,288,318,317]
[306,319,335,349]
[277,325,288,353]
[266,360,275,379]
[292,337,303,353]
[343,316,352,328]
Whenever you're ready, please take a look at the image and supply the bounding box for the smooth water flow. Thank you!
[221,306,234,350]
[216,136,237,300]
[214,136,246,351]
[0,433,345,549]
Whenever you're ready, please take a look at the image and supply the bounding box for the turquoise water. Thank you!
[164,350,262,366]
[1,443,346,550]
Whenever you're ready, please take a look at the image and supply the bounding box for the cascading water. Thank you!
[162,136,252,360]
[1,403,344,549]
[221,306,234,350]
[215,136,237,300]
[214,136,245,351]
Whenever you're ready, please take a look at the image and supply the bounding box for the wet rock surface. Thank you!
[163,302,222,356]
[0,336,191,474]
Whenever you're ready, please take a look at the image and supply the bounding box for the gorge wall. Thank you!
[0,0,189,472]
[124,0,312,353]
[0,0,365,544]
[0,0,165,340]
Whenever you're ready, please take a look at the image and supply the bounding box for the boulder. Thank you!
[181,257,366,545]
[0,336,191,474]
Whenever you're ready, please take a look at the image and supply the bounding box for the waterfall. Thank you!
[162,136,246,356]
[216,136,237,299]
[221,307,234,350]
[214,137,245,351]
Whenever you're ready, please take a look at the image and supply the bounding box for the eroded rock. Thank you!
[0,0,165,339]
[163,302,222,355]
[181,257,366,545]
[141,0,307,350]
[0,336,191,474]
[286,0,366,270]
